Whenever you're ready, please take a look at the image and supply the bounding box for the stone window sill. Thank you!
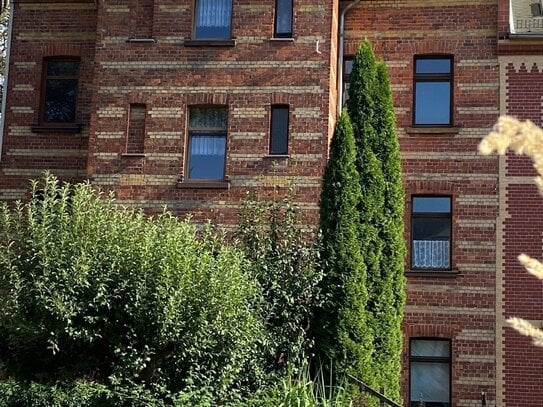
[406,269,459,278]
[184,39,236,47]
[405,126,461,135]
[264,154,290,159]
[177,180,230,190]
[127,38,156,44]
[31,124,82,133]
[269,37,295,43]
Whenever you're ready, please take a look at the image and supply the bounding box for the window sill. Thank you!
[177,180,230,190]
[184,39,236,47]
[405,126,461,135]
[121,153,146,158]
[31,124,82,133]
[406,269,459,278]
[127,38,156,44]
[264,154,289,159]
[269,37,295,42]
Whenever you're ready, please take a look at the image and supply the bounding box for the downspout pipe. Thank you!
[337,0,360,117]
[0,1,13,161]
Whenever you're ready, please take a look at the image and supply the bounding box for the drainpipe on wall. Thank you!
[0,1,14,161]
[337,0,360,117]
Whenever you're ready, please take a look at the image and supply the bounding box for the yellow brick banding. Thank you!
[17,32,96,41]
[457,106,500,114]
[99,85,323,95]
[456,219,496,228]
[101,60,324,70]
[457,241,495,249]
[458,83,499,90]
[455,377,495,386]
[232,107,266,118]
[8,126,33,137]
[362,0,495,6]
[7,149,87,157]
[457,354,495,363]
[348,29,496,39]
[456,329,495,341]
[235,37,266,44]
[292,132,323,140]
[14,61,36,69]
[146,154,181,161]
[405,305,495,316]
[13,84,34,92]
[299,5,325,12]
[10,107,34,114]
[148,131,183,139]
[404,173,498,181]
[97,107,125,118]
[20,3,96,10]
[0,189,27,200]
[457,195,499,206]
[407,284,494,294]
[401,152,495,160]
[3,169,86,177]
[291,154,322,162]
[229,175,321,188]
[158,5,189,12]
[96,131,124,139]
[456,263,496,272]
[105,5,129,13]
[458,59,499,67]
[293,107,321,118]
[231,132,265,140]
[93,153,118,160]
[238,4,271,12]
[148,108,183,118]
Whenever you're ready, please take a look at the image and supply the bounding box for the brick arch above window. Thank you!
[41,44,82,58]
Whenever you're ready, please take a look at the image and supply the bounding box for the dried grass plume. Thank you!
[480,116,543,346]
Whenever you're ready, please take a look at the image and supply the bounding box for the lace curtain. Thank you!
[195,0,232,30]
[412,240,450,269]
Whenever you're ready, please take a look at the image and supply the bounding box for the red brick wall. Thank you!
[343,1,499,405]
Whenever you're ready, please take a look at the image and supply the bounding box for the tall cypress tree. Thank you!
[347,40,406,402]
[316,111,374,382]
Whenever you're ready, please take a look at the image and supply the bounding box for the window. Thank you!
[410,339,451,407]
[411,196,451,270]
[194,0,232,40]
[413,56,452,126]
[274,0,293,38]
[41,59,79,125]
[270,105,289,155]
[187,107,227,180]
[343,57,353,105]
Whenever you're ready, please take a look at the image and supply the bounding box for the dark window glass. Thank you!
[343,57,353,105]
[187,107,227,180]
[274,0,293,37]
[270,106,289,154]
[194,0,232,40]
[411,196,452,270]
[414,56,453,125]
[410,339,451,407]
[42,60,79,124]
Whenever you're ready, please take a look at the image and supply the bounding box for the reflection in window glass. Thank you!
[275,0,293,37]
[187,107,228,180]
[194,0,232,39]
[43,60,79,124]
[410,339,451,407]
[411,196,452,270]
[270,106,289,154]
[414,56,453,125]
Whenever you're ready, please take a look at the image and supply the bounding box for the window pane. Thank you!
[413,218,450,241]
[416,58,451,74]
[410,362,450,405]
[47,61,79,76]
[188,134,226,180]
[415,82,451,125]
[344,59,354,75]
[413,197,451,213]
[275,0,292,36]
[44,79,78,123]
[270,106,288,154]
[189,107,228,129]
[411,340,450,357]
[195,0,232,39]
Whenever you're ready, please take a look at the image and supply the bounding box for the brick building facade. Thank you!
[1,0,542,405]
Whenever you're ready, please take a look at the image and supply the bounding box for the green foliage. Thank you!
[346,40,406,402]
[0,174,265,405]
[237,188,324,372]
[316,111,373,382]
[246,363,354,407]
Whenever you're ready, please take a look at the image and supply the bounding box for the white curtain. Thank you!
[412,240,450,269]
[191,136,225,156]
[196,0,232,29]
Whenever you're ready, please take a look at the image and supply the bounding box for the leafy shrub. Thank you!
[0,174,265,404]
[237,189,323,372]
